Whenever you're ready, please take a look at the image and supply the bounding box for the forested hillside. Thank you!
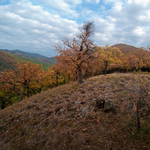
[0,51,18,71]
[0,49,55,71]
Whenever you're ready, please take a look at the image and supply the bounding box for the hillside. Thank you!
[0,49,55,71]
[0,73,150,150]
[0,50,18,71]
[113,43,140,54]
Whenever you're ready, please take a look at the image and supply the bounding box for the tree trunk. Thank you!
[68,74,70,83]
[136,104,141,131]
[19,84,27,101]
[78,66,83,84]
[63,75,66,84]
[104,62,108,76]
[0,98,5,109]
[56,72,59,86]
[39,85,43,93]
[27,84,30,97]
[56,76,59,86]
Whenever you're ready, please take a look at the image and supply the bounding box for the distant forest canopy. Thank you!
[1,22,150,109]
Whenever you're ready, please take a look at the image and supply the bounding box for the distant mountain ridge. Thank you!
[1,49,55,63]
[0,49,55,71]
[0,44,148,71]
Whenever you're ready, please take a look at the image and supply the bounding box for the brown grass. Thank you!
[0,73,150,150]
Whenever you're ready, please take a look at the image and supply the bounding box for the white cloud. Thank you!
[104,0,124,5]
[0,1,79,56]
[113,2,123,11]
[134,26,145,36]
[134,0,150,6]
[1,0,150,56]
[33,0,82,18]
[85,0,100,3]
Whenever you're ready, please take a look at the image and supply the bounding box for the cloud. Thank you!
[32,0,82,18]
[1,0,150,56]
[85,0,100,3]
[86,0,150,47]
[0,1,79,56]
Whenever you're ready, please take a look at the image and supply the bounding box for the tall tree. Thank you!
[55,21,95,83]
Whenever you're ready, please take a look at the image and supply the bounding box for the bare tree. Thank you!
[55,21,95,83]
[125,75,150,131]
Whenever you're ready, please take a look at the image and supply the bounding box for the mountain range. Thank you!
[0,44,149,71]
[0,49,55,71]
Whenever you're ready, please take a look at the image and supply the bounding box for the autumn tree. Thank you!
[49,64,63,86]
[29,69,48,94]
[121,48,150,72]
[135,48,150,71]
[55,21,95,83]
[0,62,50,108]
[15,62,44,101]
[0,69,18,109]
[96,45,123,75]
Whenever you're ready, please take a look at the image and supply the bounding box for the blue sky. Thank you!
[0,0,150,57]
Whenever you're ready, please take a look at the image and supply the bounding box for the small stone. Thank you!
[82,106,89,117]
[104,100,117,113]
[58,109,64,115]
[75,101,80,105]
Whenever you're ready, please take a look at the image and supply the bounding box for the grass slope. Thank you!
[0,73,150,150]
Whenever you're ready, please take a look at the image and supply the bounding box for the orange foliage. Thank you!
[55,21,96,83]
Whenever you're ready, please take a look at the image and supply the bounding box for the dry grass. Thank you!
[0,73,150,150]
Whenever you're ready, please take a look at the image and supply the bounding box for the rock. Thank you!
[104,100,117,113]
[91,97,117,113]
[75,101,80,105]
[56,100,63,104]
[82,81,89,85]
[96,97,105,109]
[57,109,64,116]
[82,106,89,117]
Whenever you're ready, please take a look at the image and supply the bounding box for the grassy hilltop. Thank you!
[0,73,150,150]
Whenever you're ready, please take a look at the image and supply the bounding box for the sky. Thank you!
[0,0,150,57]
